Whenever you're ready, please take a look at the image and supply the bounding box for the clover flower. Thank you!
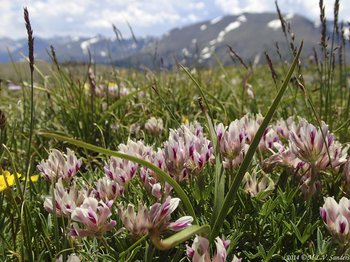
[104,157,137,186]
[117,197,193,237]
[70,197,116,237]
[289,119,332,168]
[139,148,172,200]
[216,121,247,169]
[104,140,153,186]
[93,176,124,203]
[163,122,213,181]
[238,113,263,144]
[94,82,130,98]
[290,119,347,172]
[56,254,80,262]
[262,143,302,172]
[186,235,241,262]
[145,117,164,135]
[243,171,274,197]
[43,178,86,217]
[37,148,82,182]
[258,127,280,151]
[139,167,172,200]
[117,203,152,237]
[320,196,350,246]
[274,116,295,141]
[217,114,279,169]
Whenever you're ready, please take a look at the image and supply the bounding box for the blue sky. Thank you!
[1,0,349,39]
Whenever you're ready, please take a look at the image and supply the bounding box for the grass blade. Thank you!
[150,224,210,250]
[210,41,304,240]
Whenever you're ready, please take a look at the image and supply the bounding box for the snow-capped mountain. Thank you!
[0,12,345,67]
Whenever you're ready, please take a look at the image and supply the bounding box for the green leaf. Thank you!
[37,131,198,224]
[210,41,304,241]
[150,224,210,250]
[259,197,280,217]
[290,222,302,243]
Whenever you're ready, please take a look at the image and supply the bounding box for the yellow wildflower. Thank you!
[28,175,39,182]
[0,170,18,192]
[181,116,189,125]
[0,169,38,192]
[84,83,90,91]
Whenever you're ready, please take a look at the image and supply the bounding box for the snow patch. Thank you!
[216,21,241,43]
[217,31,226,43]
[209,39,217,46]
[100,51,107,57]
[285,13,294,20]
[210,16,223,24]
[237,15,247,22]
[182,48,190,56]
[225,21,241,32]
[267,19,281,30]
[253,53,261,67]
[200,24,207,31]
[80,37,100,54]
[201,53,211,59]
[200,46,212,60]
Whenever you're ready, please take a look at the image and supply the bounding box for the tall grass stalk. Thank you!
[210,41,303,241]
[24,7,35,178]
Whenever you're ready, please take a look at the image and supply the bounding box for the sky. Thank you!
[1,0,350,40]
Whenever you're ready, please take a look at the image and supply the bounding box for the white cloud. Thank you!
[214,0,350,22]
[0,0,210,39]
[1,0,349,39]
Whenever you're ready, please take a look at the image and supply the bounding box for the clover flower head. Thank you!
[187,235,241,262]
[145,117,164,135]
[274,116,295,140]
[262,143,302,171]
[243,171,274,197]
[37,148,82,182]
[44,178,86,217]
[104,157,137,185]
[70,197,116,237]
[216,120,247,169]
[118,197,192,237]
[320,196,350,245]
[93,176,124,203]
[117,203,152,237]
[289,119,347,171]
[163,122,213,181]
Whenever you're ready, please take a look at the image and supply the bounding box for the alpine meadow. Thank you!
[2,1,350,261]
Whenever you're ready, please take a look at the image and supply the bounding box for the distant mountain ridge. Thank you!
[0,12,346,67]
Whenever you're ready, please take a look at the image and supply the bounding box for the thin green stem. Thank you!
[210,41,303,241]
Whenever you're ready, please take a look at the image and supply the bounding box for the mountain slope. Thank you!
[133,12,327,68]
